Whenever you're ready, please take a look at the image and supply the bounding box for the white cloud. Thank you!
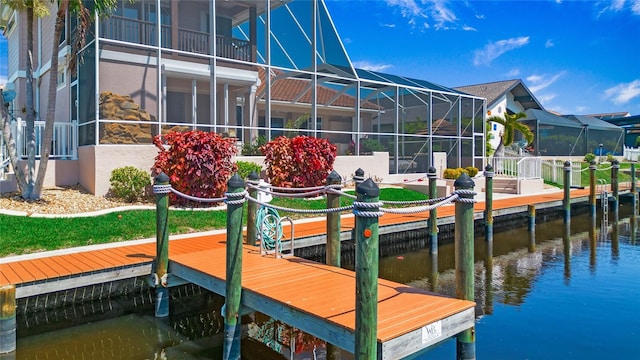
[352,61,393,72]
[462,25,477,31]
[384,0,462,31]
[536,93,557,104]
[545,39,554,48]
[596,0,640,17]
[0,75,7,85]
[431,0,458,30]
[473,36,530,66]
[526,71,566,93]
[506,68,520,77]
[381,23,396,28]
[604,79,640,104]
[385,0,426,18]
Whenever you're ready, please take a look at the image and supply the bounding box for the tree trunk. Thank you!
[24,7,36,198]
[1,99,28,192]
[33,1,69,199]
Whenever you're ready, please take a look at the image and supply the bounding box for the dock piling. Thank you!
[326,170,342,268]
[223,174,246,360]
[246,171,260,246]
[563,161,571,224]
[589,161,597,218]
[611,159,620,221]
[154,172,170,318]
[0,285,16,355]
[454,173,476,360]
[353,168,365,188]
[354,178,381,360]
[326,171,344,360]
[631,163,638,216]
[428,167,439,254]
[484,164,494,243]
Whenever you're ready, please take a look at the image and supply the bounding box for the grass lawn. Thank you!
[579,162,634,187]
[0,187,428,257]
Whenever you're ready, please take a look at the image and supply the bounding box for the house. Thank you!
[454,79,543,153]
[0,0,485,195]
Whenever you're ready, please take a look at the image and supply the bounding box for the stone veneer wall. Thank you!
[98,91,187,144]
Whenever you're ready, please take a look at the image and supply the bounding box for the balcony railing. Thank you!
[101,16,171,48]
[100,16,253,61]
[9,119,78,160]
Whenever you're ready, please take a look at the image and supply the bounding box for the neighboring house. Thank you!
[596,113,640,148]
[519,110,624,156]
[0,0,485,195]
[455,79,543,153]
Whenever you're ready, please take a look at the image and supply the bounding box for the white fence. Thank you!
[0,119,77,178]
[541,159,582,187]
[623,146,640,162]
[486,157,542,181]
[0,135,8,178]
[10,119,78,160]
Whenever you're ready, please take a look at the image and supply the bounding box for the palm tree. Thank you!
[487,112,534,158]
[1,0,120,200]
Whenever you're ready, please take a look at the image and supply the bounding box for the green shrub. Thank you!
[241,135,267,156]
[465,166,479,177]
[360,138,385,153]
[443,166,479,179]
[443,168,461,179]
[109,166,151,202]
[606,153,616,163]
[236,161,262,180]
[583,153,596,163]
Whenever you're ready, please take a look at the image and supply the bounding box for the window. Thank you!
[57,65,66,90]
[3,11,16,37]
[259,117,284,138]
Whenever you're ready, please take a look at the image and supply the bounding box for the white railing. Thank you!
[623,145,640,162]
[9,119,78,160]
[541,159,582,187]
[0,135,8,178]
[487,157,542,180]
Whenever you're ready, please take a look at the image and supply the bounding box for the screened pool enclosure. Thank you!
[521,109,624,156]
[74,0,486,173]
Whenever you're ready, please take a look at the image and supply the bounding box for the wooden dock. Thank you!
[0,185,628,358]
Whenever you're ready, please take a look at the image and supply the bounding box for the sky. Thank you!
[0,0,638,117]
[324,0,640,116]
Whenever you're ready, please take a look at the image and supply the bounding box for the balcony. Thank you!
[100,16,254,62]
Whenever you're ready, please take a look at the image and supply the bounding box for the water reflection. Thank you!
[563,221,571,284]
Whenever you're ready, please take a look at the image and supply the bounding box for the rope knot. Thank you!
[153,184,172,194]
[453,189,477,203]
[224,190,248,205]
[353,201,384,217]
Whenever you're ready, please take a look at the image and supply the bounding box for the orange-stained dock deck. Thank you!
[0,186,617,358]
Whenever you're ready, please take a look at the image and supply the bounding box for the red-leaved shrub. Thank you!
[153,130,238,206]
[260,136,337,188]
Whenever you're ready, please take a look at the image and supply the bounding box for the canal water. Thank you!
[7,206,640,359]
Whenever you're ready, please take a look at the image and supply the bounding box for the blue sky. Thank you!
[325,0,640,116]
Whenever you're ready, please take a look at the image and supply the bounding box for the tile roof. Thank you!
[257,68,381,110]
